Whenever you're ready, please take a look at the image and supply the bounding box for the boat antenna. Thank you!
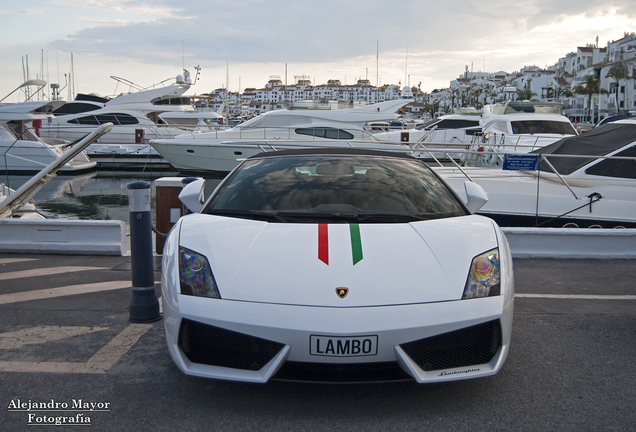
[193,65,201,85]
[69,53,75,101]
[376,39,379,90]
[405,46,408,89]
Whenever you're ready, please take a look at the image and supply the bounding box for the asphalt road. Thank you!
[0,254,634,431]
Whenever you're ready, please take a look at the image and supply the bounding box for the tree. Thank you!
[555,86,573,100]
[606,62,628,115]
[450,88,459,109]
[515,88,538,101]
[573,75,609,123]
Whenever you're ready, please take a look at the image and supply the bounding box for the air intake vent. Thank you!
[178,319,284,371]
[273,361,411,383]
[400,320,501,371]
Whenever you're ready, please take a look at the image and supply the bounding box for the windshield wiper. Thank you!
[277,212,432,223]
[354,213,432,223]
[207,209,435,223]
[206,209,287,222]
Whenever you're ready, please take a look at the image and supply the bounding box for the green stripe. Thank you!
[349,224,363,265]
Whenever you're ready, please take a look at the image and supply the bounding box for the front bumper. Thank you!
[162,291,513,384]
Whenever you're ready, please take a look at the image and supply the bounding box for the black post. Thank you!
[127,181,161,323]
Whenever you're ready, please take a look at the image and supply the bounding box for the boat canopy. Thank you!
[491,102,563,116]
[532,122,636,175]
[452,107,481,115]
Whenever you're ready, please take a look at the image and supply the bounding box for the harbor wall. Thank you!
[0,219,127,256]
[501,227,636,259]
[0,220,635,259]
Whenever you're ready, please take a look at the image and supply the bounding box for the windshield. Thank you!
[203,154,469,223]
[415,118,481,130]
[511,120,577,135]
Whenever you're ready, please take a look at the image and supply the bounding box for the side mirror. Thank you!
[179,179,206,213]
[463,181,488,213]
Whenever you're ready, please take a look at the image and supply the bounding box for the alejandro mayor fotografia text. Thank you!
[7,398,111,426]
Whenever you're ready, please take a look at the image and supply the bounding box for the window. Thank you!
[511,120,577,135]
[295,128,354,140]
[67,113,140,126]
[585,145,636,179]
[53,103,101,116]
[493,122,509,133]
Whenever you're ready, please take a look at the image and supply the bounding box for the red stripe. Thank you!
[318,224,329,265]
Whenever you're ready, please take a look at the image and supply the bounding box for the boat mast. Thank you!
[69,53,75,101]
[376,39,379,103]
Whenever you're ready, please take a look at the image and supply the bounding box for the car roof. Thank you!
[247,147,418,160]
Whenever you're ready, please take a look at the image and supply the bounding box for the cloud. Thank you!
[0,8,44,16]
[50,0,182,19]
[3,0,635,97]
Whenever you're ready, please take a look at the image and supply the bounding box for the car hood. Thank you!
[178,215,499,307]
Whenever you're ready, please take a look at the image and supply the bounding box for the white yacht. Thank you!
[150,99,414,172]
[39,73,222,169]
[464,101,578,167]
[0,100,96,174]
[433,119,636,228]
[1,123,112,219]
[377,107,482,144]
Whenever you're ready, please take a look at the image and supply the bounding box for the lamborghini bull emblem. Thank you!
[336,287,349,299]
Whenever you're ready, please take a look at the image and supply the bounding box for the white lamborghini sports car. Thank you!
[161,148,514,384]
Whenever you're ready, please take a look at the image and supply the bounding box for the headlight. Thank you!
[462,248,500,299]
[179,247,221,298]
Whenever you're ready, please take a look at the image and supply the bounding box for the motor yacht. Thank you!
[433,119,636,228]
[0,100,96,174]
[39,72,222,169]
[378,108,482,144]
[150,99,413,173]
[1,123,112,218]
[463,101,578,167]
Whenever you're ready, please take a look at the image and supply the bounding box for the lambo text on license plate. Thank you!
[310,335,378,357]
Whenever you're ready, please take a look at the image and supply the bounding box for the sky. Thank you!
[1,0,635,102]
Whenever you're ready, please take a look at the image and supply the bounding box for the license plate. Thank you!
[310,335,378,357]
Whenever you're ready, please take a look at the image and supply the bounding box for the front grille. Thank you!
[178,319,284,371]
[273,361,412,383]
[400,320,501,372]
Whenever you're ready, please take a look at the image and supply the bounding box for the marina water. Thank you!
[2,170,226,224]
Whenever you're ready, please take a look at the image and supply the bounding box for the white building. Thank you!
[198,32,635,123]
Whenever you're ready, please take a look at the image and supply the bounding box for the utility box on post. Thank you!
[154,177,186,254]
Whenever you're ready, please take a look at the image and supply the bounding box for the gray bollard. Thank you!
[127,181,161,323]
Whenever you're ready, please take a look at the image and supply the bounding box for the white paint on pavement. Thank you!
[516,293,636,300]
[0,326,109,349]
[0,266,108,281]
[0,281,131,305]
[0,258,40,265]
[0,324,152,374]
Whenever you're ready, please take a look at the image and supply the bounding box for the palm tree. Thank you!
[606,62,628,114]
[459,89,469,107]
[555,86,573,100]
[450,88,459,109]
[515,89,538,101]
[573,75,609,123]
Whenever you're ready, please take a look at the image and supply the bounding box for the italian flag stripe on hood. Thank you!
[318,224,363,266]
